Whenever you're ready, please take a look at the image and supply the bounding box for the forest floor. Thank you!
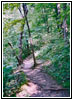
[16,51,70,97]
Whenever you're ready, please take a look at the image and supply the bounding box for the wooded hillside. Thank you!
[3,2,70,97]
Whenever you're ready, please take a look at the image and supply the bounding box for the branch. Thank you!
[18,7,24,18]
[8,42,20,65]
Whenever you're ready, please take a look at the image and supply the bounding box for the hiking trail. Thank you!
[16,51,70,97]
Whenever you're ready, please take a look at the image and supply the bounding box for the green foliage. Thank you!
[3,3,20,11]
[4,18,25,32]
[3,3,70,97]
[3,66,27,97]
[22,48,31,59]
[37,38,70,89]
[35,3,70,89]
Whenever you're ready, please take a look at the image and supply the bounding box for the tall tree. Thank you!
[18,6,30,54]
[22,3,37,67]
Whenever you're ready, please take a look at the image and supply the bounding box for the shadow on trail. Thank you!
[16,51,70,97]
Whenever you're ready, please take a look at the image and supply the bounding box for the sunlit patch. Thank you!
[16,82,39,97]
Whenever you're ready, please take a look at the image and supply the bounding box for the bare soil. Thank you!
[16,52,70,97]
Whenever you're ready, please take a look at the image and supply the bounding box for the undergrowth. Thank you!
[3,66,27,97]
[37,37,70,89]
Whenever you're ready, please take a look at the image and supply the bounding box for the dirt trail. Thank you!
[16,51,70,97]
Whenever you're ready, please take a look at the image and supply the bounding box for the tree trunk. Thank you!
[8,42,21,65]
[18,7,30,55]
[25,16,36,67]
[63,17,67,40]
[57,3,60,16]
[22,3,36,67]
[62,4,68,43]
[55,3,62,32]
[56,3,61,30]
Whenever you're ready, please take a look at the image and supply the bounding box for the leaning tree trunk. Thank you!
[8,42,21,65]
[22,3,37,67]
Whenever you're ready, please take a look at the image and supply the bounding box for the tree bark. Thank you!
[62,3,68,43]
[63,17,67,40]
[8,42,21,65]
[18,7,24,18]
[18,7,30,55]
[22,3,37,67]
[56,3,61,30]
[57,3,60,16]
